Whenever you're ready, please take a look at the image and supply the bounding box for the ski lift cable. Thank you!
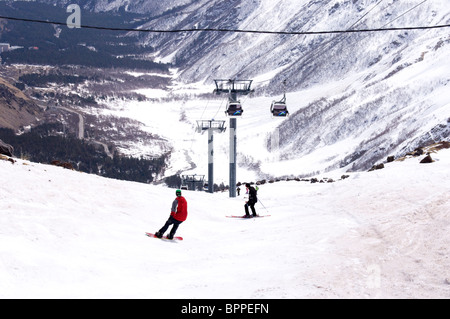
[189,98,210,151]
[380,0,428,29]
[189,102,211,151]
[347,0,386,30]
[268,1,391,116]
[212,95,227,119]
[234,1,331,76]
[0,15,448,35]
[252,0,430,91]
[199,98,210,121]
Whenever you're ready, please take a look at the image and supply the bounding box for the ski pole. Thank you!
[258,199,269,214]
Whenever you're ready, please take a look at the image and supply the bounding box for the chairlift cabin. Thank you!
[270,94,289,117]
[270,101,289,117]
[225,100,243,117]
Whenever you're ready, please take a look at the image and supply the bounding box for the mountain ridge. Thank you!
[0,0,449,181]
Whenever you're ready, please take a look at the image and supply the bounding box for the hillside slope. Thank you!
[0,77,43,130]
[114,0,450,175]
[1,0,449,179]
[1,146,449,298]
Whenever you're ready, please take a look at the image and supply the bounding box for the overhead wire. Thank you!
[212,95,227,120]
[380,0,428,28]
[346,0,386,30]
[0,14,448,35]
[280,0,388,88]
[2,2,443,162]
[199,98,210,121]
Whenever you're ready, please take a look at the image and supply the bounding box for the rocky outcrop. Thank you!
[0,78,43,130]
[0,139,14,157]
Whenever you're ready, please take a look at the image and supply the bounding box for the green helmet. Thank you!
[176,189,182,196]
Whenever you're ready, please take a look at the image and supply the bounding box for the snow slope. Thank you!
[1,147,449,298]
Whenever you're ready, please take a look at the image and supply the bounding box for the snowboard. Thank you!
[145,232,183,241]
[226,215,271,219]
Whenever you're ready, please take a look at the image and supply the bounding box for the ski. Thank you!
[145,232,183,241]
[226,215,271,219]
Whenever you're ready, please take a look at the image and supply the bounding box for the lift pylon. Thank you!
[181,174,205,191]
[196,120,226,193]
[214,79,253,95]
[213,79,253,198]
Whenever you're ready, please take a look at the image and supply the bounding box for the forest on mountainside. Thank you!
[0,124,168,184]
[0,2,169,72]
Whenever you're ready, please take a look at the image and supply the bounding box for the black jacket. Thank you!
[247,186,258,204]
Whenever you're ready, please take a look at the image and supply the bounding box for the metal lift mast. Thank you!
[196,120,226,193]
[214,79,253,198]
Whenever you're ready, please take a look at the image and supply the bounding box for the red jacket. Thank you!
[171,196,188,222]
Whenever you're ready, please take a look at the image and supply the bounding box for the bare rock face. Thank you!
[0,78,43,130]
[420,154,434,164]
[0,139,14,157]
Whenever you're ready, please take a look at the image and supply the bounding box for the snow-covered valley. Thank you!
[1,0,449,183]
[89,0,450,181]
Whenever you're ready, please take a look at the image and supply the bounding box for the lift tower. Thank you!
[214,79,253,198]
[196,120,226,193]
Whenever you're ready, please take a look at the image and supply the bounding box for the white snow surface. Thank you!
[1,148,450,298]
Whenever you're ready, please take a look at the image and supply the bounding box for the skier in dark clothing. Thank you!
[244,183,258,218]
[155,189,188,239]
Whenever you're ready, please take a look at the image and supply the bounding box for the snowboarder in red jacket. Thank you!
[155,189,188,239]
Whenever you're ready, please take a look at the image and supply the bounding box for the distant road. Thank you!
[56,106,113,159]
[93,140,113,159]
[57,106,84,139]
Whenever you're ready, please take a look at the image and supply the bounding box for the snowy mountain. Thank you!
[1,0,450,300]
[1,143,449,298]
[1,0,449,183]
[78,0,450,178]
[33,0,193,15]
[133,0,450,174]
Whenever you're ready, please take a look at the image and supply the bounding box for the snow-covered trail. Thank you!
[0,148,449,298]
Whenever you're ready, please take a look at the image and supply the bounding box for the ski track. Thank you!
[0,148,449,298]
